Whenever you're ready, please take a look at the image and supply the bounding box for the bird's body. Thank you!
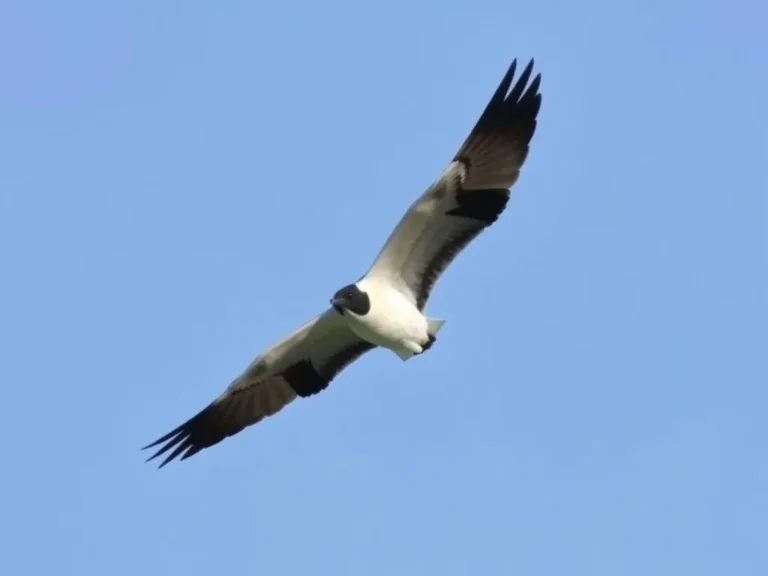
[338,277,442,360]
[144,58,543,467]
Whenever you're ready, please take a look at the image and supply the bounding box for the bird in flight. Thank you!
[144,59,542,467]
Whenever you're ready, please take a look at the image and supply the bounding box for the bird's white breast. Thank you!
[343,279,428,358]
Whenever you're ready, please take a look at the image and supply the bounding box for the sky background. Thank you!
[1,1,766,575]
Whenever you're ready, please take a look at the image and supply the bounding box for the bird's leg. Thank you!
[420,334,437,353]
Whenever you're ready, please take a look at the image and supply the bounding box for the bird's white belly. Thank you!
[344,285,428,359]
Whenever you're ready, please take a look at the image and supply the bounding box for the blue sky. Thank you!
[1,1,766,574]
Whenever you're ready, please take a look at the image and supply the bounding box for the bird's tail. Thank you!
[426,317,446,338]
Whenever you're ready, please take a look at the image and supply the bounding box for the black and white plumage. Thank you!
[144,59,542,467]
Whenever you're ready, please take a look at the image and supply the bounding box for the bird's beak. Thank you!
[331,297,345,313]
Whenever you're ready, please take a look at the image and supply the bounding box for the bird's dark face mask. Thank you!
[330,284,371,316]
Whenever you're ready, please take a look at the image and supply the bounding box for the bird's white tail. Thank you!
[426,317,446,337]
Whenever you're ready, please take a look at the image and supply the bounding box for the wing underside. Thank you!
[365,59,542,309]
[143,310,375,467]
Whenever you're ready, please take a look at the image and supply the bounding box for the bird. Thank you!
[143,58,542,468]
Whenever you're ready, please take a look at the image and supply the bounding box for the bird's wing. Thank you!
[143,309,375,467]
[365,59,541,310]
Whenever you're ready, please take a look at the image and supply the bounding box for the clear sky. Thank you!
[1,1,766,575]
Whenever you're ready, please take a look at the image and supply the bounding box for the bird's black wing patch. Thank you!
[445,188,510,223]
[287,339,376,398]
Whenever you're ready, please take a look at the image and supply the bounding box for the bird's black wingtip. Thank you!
[140,424,191,468]
[490,58,541,109]
[142,444,185,469]
[143,453,163,468]
[520,58,531,72]
[141,443,169,468]
[141,440,160,452]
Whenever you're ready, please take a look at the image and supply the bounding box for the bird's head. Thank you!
[330,283,370,316]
